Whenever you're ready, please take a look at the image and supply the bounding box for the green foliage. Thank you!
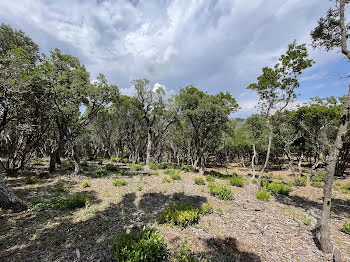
[294,176,307,187]
[229,175,245,187]
[24,176,39,184]
[162,177,171,183]
[194,177,205,185]
[205,175,215,183]
[158,204,200,228]
[311,182,323,188]
[112,157,120,163]
[112,178,127,186]
[341,220,350,235]
[137,185,143,191]
[171,240,198,262]
[111,226,168,262]
[149,162,165,170]
[55,182,68,193]
[341,183,350,191]
[200,203,213,214]
[130,164,143,171]
[171,173,181,181]
[256,188,270,201]
[105,163,118,172]
[164,169,176,175]
[207,182,233,200]
[32,158,44,166]
[180,165,198,172]
[252,179,257,184]
[267,182,291,195]
[81,180,91,188]
[97,157,104,165]
[36,171,50,179]
[122,158,130,163]
[95,168,108,177]
[149,170,159,176]
[312,171,325,182]
[29,193,91,210]
[81,159,88,167]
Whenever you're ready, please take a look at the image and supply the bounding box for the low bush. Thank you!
[200,203,213,214]
[130,164,143,171]
[55,183,68,193]
[137,185,143,191]
[112,178,127,186]
[32,158,44,166]
[341,220,350,235]
[194,177,205,185]
[205,175,215,182]
[81,159,88,167]
[267,182,291,195]
[311,182,323,188]
[256,188,270,201]
[36,171,50,179]
[311,171,325,183]
[95,168,108,177]
[122,158,129,163]
[81,180,91,188]
[180,165,198,172]
[162,177,171,183]
[111,226,168,262]
[293,176,307,187]
[207,182,233,200]
[105,163,119,172]
[112,157,120,163]
[25,176,39,184]
[149,162,165,170]
[164,169,176,175]
[171,173,181,181]
[229,175,245,187]
[158,204,200,227]
[252,179,257,184]
[149,170,159,176]
[58,193,91,209]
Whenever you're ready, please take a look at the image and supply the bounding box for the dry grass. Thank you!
[0,160,349,261]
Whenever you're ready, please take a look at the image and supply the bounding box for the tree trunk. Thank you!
[49,136,65,172]
[251,144,257,179]
[199,148,205,175]
[319,85,350,253]
[286,151,296,177]
[0,176,26,211]
[71,144,80,176]
[145,129,152,167]
[297,153,303,178]
[241,155,246,168]
[258,120,273,191]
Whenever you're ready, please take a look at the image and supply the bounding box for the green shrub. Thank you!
[36,171,50,179]
[112,157,120,163]
[149,162,165,170]
[158,204,200,227]
[171,240,198,262]
[130,164,143,171]
[229,175,245,187]
[311,182,323,188]
[341,220,350,235]
[122,158,129,163]
[149,170,159,176]
[180,165,198,172]
[81,159,88,167]
[252,179,257,184]
[55,183,68,193]
[32,158,44,166]
[105,163,119,172]
[256,188,270,201]
[58,193,91,209]
[275,175,284,181]
[205,175,215,182]
[111,226,168,262]
[341,183,350,191]
[200,203,213,214]
[95,168,108,177]
[294,176,307,187]
[112,178,127,186]
[312,171,325,182]
[162,177,171,183]
[194,177,205,185]
[207,182,233,200]
[171,173,181,181]
[25,176,39,184]
[137,185,143,191]
[164,169,176,175]
[81,180,91,188]
[267,182,291,195]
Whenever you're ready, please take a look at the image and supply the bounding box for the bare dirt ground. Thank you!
[0,160,349,262]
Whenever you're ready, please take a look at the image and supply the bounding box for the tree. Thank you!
[175,86,238,174]
[247,41,314,190]
[311,0,350,253]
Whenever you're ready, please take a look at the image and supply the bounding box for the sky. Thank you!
[0,0,348,117]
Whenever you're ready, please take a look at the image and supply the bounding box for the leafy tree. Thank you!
[311,0,350,253]
[247,41,313,190]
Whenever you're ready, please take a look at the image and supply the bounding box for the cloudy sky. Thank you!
[0,0,348,116]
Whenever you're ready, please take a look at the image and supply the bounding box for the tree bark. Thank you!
[71,144,80,176]
[251,144,257,179]
[297,153,303,178]
[319,85,350,253]
[145,128,152,167]
[258,119,273,191]
[49,135,65,172]
[0,176,26,211]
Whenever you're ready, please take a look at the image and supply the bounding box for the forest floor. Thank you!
[1,160,350,262]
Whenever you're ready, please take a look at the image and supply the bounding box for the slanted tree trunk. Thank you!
[319,85,350,253]
[49,135,65,172]
[258,120,273,191]
[0,177,26,211]
[71,144,80,176]
[145,128,152,167]
[285,151,296,177]
[297,153,303,178]
[307,160,320,187]
[251,144,257,179]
